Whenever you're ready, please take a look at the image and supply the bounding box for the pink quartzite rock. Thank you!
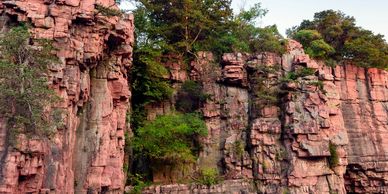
[0,1,133,193]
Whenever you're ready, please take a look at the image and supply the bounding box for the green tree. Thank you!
[306,39,335,59]
[293,30,322,47]
[132,113,207,166]
[0,25,59,138]
[289,10,388,68]
[225,3,286,54]
[134,0,233,56]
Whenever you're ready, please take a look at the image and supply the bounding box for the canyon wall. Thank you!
[142,41,388,194]
[0,1,387,194]
[0,0,133,193]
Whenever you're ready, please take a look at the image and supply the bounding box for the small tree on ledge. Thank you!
[0,25,61,141]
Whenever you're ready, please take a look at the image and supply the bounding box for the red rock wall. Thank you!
[0,0,133,193]
[0,1,387,192]
[140,40,388,194]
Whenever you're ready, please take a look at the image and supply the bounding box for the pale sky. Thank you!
[121,0,388,40]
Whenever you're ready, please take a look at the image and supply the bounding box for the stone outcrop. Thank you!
[139,40,388,194]
[0,1,387,193]
[0,0,134,193]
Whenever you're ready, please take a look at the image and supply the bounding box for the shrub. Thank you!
[296,67,316,77]
[282,67,316,82]
[195,168,221,186]
[308,80,325,91]
[306,39,335,59]
[233,140,245,158]
[329,142,339,168]
[176,80,209,113]
[127,173,151,194]
[293,29,322,47]
[0,25,60,139]
[95,4,123,17]
[132,113,207,167]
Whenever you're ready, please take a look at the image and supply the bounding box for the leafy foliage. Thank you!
[293,30,322,47]
[132,113,207,166]
[289,10,388,68]
[176,80,209,113]
[194,168,221,186]
[306,39,335,59]
[132,1,285,57]
[282,67,316,82]
[232,140,245,158]
[0,25,60,138]
[329,142,339,168]
[223,4,286,54]
[293,30,335,59]
[251,64,281,108]
[95,4,123,17]
[126,173,151,194]
[133,0,234,56]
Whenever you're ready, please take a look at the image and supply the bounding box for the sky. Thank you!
[121,0,388,40]
[232,0,388,39]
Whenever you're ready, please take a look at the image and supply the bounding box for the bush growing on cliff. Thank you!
[176,80,210,113]
[132,113,207,167]
[95,4,123,17]
[288,10,388,68]
[194,168,221,186]
[0,25,60,138]
[328,142,339,168]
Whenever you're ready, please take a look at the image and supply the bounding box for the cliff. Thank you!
[0,1,387,194]
[0,0,133,193]
[140,40,388,194]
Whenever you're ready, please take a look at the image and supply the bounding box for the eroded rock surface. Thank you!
[0,0,133,193]
[140,40,388,194]
[0,1,387,193]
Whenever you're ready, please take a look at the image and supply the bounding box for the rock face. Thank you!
[0,1,387,193]
[0,0,133,193]
[139,40,388,193]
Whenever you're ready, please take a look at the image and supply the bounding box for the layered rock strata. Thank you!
[0,0,133,193]
[141,40,388,193]
[0,1,387,193]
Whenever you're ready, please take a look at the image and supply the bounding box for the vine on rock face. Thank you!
[0,25,60,141]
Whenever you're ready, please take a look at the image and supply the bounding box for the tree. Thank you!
[224,3,286,54]
[132,113,207,166]
[134,0,233,56]
[0,25,59,138]
[306,39,335,59]
[289,10,388,68]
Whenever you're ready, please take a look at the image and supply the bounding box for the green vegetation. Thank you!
[132,113,207,167]
[275,148,287,161]
[308,80,325,92]
[95,4,123,17]
[251,64,281,108]
[282,67,316,82]
[194,168,221,186]
[329,142,339,168]
[226,4,286,54]
[0,25,60,140]
[127,173,151,194]
[129,2,286,184]
[176,80,210,113]
[232,140,245,158]
[288,10,388,68]
[132,1,285,59]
